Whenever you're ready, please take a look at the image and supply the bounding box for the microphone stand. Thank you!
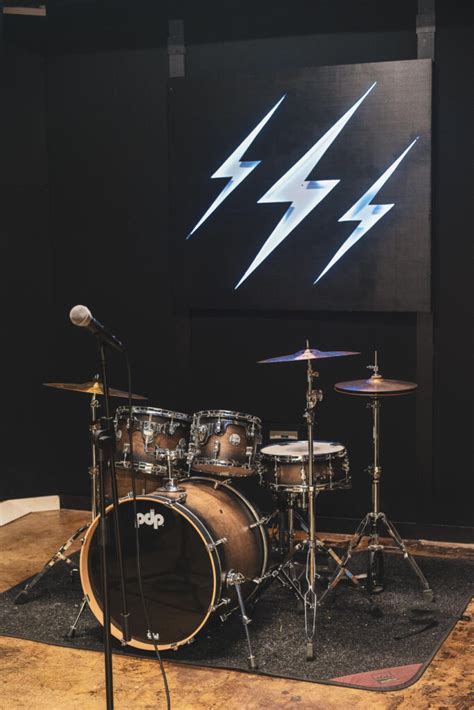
[94,340,131,710]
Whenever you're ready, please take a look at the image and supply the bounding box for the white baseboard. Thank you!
[0,495,60,526]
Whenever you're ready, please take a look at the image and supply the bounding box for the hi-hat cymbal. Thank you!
[334,376,417,397]
[258,347,360,363]
[43,381,147,400]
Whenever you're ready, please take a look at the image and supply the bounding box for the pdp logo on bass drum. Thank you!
[136,509,165,530]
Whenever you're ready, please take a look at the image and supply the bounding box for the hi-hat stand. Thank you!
[14,381,101,605]
[321,354,434,601]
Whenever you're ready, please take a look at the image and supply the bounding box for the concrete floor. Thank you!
[0,509,472,709]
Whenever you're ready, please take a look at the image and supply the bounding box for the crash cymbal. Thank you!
[43,381,147,400]
[258,346,360,363]
[334,375,417,397]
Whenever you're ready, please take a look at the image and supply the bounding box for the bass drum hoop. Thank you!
[79,493,221,651]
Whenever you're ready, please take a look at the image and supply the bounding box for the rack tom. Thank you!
[260,440,350,493]
[114,406,192,475]
[189,410,262,477]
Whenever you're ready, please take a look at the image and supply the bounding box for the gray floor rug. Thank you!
[0,553,472,691]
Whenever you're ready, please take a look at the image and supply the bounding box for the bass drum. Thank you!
[80,477,268,651]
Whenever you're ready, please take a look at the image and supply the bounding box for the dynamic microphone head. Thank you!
[70,304,92,327]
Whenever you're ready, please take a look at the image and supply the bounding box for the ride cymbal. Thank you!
[334,376,417,397]
[43,381,147,400]
[258,347,360,363]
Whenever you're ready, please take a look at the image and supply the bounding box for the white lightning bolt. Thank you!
[314,137,419,284]
[187,95,286,238]
[235,83,376,289]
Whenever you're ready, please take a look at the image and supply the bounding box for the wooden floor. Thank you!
[0,509,473,709]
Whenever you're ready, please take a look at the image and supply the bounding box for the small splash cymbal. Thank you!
[258,347,360,363]
[43,381,147,400]
[335,376,417,397]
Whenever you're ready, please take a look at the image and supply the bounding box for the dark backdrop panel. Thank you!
[186,31,416,78]
[170,60,431,312]
[0,44,51,500]
[431,3,473,527]
[44,48,182,496]
[187,311,419,523]
[0,45,46,187]
[1,2,471,534]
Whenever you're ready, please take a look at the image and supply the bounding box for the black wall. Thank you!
[1,1,472,537]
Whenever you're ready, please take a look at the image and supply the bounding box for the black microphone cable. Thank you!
[124,352,171,710]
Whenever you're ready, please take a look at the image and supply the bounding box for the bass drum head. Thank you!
[80,495,217,650]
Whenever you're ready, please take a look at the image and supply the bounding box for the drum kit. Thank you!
[15,344,434,667]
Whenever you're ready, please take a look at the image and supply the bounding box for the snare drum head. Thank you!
[261,440,345,459]
[80,496,216,650]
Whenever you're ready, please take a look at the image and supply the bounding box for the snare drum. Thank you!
[189,409,262,477]
[260,440,350,493]
[114,406,192,475]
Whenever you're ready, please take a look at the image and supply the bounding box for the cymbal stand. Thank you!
[301,355,322,659]
[14,377,102,605]
[321,358,434,601]
[89,379,101,519]
[271,496,365,610]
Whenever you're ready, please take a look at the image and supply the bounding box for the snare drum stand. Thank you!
[14,382,102,605]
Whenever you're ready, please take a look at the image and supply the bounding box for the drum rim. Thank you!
[114,459,168,475]
[261,440,346,463]
[192,456,255,472]
[264,479,352,493]
[192,409,261,424]
[115,406,192,422]
[80,493,220,651]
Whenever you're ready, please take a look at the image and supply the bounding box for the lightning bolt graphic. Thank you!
[314,137,419,284]
[187,95,286,238]
[235,82,376,289]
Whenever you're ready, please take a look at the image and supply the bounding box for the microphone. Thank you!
[69,305,125,353]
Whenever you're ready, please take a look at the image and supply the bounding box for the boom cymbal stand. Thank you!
[14,379,102,605]
[257,342,360,660]
[318,353,434,603]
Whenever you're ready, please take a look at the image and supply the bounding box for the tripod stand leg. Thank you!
[14,523,89,604]
[66,596,89,639]
[317,513,371,605]
[316,538,362,606]
[303,543,318,661]
[367,548,384,594]
[277,508,287,555]
[381,514,434,600]
[227,572,258,669]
